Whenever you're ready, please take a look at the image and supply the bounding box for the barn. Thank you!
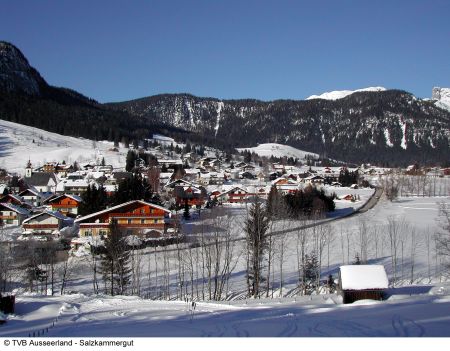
[338,265,389,304]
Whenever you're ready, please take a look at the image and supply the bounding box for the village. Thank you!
[1,131,450,335]
[1,133,449,248]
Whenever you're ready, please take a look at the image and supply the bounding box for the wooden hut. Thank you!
[0,293,15,314]
[338,265,388,304]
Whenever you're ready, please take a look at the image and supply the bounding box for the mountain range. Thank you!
[1,41,449,166]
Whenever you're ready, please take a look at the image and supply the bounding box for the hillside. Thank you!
[0,119,128,174]
[237,143,319,160]
[1,41,450,166]
[0,41,183,147]
[110,91,450,166]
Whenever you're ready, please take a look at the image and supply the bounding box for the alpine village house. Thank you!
[75,200,172,239]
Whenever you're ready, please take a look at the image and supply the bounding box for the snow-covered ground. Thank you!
[1,119,450,338]
[1,282,450,337]
[0,119,127,174]
[32,194,447,301]
[237,143,319,160]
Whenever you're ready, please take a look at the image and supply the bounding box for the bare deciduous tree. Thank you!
[436,203,450,272]
[386,216,408,285]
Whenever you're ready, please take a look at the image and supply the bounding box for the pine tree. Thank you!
[245,200,270,298]
[125,150,137,172]
[302,252,319,294]
[266,185,282,219]
[79,184,108,216]
[112,173,152,206]
[353,253,361,265]
[183,200,190,220]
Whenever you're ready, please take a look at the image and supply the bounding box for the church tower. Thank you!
[25,160,32,178]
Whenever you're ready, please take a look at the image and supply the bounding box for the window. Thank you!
[141,219,145,224]
[153,219,158,224]
[127,219,132,224]
[141,209,145,214]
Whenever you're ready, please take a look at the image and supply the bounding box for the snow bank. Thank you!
[339,265,389,290]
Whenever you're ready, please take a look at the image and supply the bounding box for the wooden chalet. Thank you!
[164,178,195,191]
[272,177,299,195]
[0,203,29,226]
[304,175,325,185]
[338,265,388,304]
[0,293,15,315]
[0,193,33,209]
[56,179,89,196]
[74,200,172,238]
[37,161,73,176]
[174,185,207,207]
[22,211,71,234]
[18,188,47,207]
[216,186,251,203]
[46,194,82,216]
[242,164,255,172]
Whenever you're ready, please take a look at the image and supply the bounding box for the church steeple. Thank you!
[25,159,32,178]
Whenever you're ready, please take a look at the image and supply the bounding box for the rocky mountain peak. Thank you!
[0,41,46,95]
[432,87,450,112]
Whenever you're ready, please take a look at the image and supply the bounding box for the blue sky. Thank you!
[1,0,449,102]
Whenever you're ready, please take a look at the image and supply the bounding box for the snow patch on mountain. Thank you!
[400,118,407,150]
[215,101,224,136]
[0,119,127,175]
[384,128,393,147]
[237,143,319,160]
[306,87,386,101]
[185,100,194,127]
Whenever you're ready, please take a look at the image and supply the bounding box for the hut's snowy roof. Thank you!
[339,265,388,290]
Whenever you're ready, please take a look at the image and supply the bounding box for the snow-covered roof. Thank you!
[164,179,195,188]
[0,202,30,215]
[339,265,388,290]
[23,210,69,224]
[75,200,171,223]
[56,179,90,192]
[1,193,25,204]
[48,194,83,203]
[18,187,41,197]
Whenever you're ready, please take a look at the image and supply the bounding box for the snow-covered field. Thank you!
[1,282,450,337]
[1,119,450,339]
[237,143,318,160]
[0,119,127,174]
[1,198,450,338]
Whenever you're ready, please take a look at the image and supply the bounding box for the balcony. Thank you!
[108,212,167,218]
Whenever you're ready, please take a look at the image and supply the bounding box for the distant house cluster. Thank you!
[0,139,413,250]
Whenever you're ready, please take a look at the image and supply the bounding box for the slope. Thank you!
[0,119,127,174]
